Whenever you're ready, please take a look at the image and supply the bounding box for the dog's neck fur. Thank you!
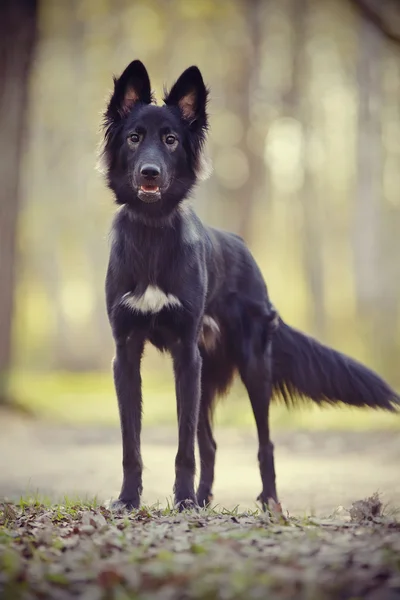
[120,198,194,229]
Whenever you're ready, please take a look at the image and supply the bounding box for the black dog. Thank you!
[100,60,399,511]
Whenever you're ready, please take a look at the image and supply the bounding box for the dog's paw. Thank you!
[257,494,286,521]
[174,496,199,512]
[108,497,140,513]
[196,487,214,508]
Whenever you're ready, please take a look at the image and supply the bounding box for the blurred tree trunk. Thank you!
[352,10,382,314]
[236,0,266,241]
[352,0,400,381]
[214,0,266,241]
[286,0,326,338]
[0,0,37,403]
[350,0,400,44]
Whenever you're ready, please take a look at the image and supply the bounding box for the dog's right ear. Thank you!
[106,60,152,121]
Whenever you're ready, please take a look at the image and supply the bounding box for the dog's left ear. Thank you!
[164,66,208,131]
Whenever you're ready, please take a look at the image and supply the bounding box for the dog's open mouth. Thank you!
[138,184,161,203]
[140,184,160,194]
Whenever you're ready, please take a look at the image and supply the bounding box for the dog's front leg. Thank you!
[112,334,145,510]
[172,338,202,510]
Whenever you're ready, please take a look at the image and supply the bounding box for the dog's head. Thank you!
[100,60,211,218]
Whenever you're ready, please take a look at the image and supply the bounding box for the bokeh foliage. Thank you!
[7,0,400,421]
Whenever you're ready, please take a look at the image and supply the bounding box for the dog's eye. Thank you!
[165,134,177,146]
[128,133,140,144]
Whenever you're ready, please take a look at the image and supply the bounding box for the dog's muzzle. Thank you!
[137,163,162,203]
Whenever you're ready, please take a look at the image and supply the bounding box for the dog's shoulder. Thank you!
[177,202,212,253]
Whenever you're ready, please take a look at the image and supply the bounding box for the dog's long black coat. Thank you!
[101,60,399,511]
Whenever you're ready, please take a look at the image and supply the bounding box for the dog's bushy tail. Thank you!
[272,319,399,411]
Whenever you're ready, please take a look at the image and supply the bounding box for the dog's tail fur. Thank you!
[271,319,399,411]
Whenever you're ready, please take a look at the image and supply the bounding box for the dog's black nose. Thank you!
[140,164,160,179]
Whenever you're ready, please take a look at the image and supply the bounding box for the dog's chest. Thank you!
[121,226,182,315]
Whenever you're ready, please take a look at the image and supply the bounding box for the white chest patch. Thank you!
[122,285,182,314]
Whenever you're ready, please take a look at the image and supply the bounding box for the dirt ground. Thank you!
[1,412,399,516]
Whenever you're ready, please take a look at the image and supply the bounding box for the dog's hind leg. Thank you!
[238,337,279,511]
[196,380,217,507]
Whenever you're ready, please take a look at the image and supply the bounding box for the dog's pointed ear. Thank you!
[164,66,208,130]
[107,60,152,120]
